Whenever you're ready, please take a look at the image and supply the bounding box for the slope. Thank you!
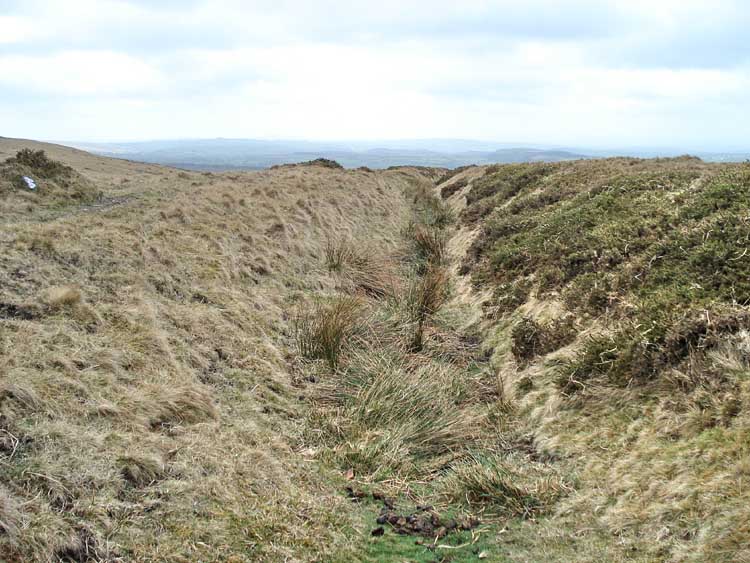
[440,157,750,562]
[0,139,421,562]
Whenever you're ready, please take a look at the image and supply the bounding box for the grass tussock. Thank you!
[324,238,355,272]
[437,454,567,517]
[42,285,82,309]
[0,487,20,539]
[405,266,450,351]
[118,455,166,488]
[294,296,365,370]
[314,356,481,479]
[325,238,397,298]
[149,386,218,429]
[412,224,448,267]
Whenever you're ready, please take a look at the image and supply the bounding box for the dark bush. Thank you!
[10,149,71,178]
[511,316,577,364]
[440,177,468,199]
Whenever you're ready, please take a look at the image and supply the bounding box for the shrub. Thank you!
[11,149,71,178]
[555,329,660,395]
[302,158,343,169]
[436,166,472,186]
[440,177,468,199]
[562,273,611,315]
[483,279,532,318]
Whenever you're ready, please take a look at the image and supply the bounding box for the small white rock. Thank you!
[22,176,36,190]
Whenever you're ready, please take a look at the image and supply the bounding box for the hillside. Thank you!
[441,157,750,562]
[0,140,748,562]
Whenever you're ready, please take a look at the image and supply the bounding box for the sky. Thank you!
[0,0,749,149]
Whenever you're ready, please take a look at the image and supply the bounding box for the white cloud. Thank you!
[0,15,36,43]
[0,51,163,96]
[0,0,748,147]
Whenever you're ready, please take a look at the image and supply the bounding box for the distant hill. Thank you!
[64,139,589,170]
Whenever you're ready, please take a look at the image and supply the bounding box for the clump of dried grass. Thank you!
[0,486,20,538]
[325,237,398,298]
[323,356,480,478]
[324,238,355,272]
[437,453,567,517]
[405,265,450,351]
[118,455,166,487]
[149,386,218,430]
[413,224,448,267]
[294,296,365,371]
[42,286,82,309]
[38,285,101,326]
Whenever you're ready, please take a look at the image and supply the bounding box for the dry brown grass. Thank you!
[294,296,365,370]
[405,265,450,351]
[325,237,399,298]
[412,223,448,266]
[0,138,422,562]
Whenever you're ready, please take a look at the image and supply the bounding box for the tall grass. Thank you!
[325,237,397,298]
[413,224,448,267]
[294,297,364,371]
[324,356,478,478]
[437,454,566,517]
[324,238,354,272]
[405,265,449,351]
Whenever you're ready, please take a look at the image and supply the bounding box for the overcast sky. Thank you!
[1,0,748,149]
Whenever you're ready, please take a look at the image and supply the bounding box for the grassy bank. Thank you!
[444,157,750,562]
[0,142,416,562]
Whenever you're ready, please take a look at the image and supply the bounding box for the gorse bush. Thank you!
[440,177,468,199]
[11,149,71,178]
[1,149,101,208]
[511,316,577,365]
[294,297,364,370]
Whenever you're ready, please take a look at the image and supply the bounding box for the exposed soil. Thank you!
[346,487,480,542]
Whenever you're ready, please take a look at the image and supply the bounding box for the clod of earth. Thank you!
[374,499,480,539]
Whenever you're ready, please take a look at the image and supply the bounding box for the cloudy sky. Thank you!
[1,0,748,149]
